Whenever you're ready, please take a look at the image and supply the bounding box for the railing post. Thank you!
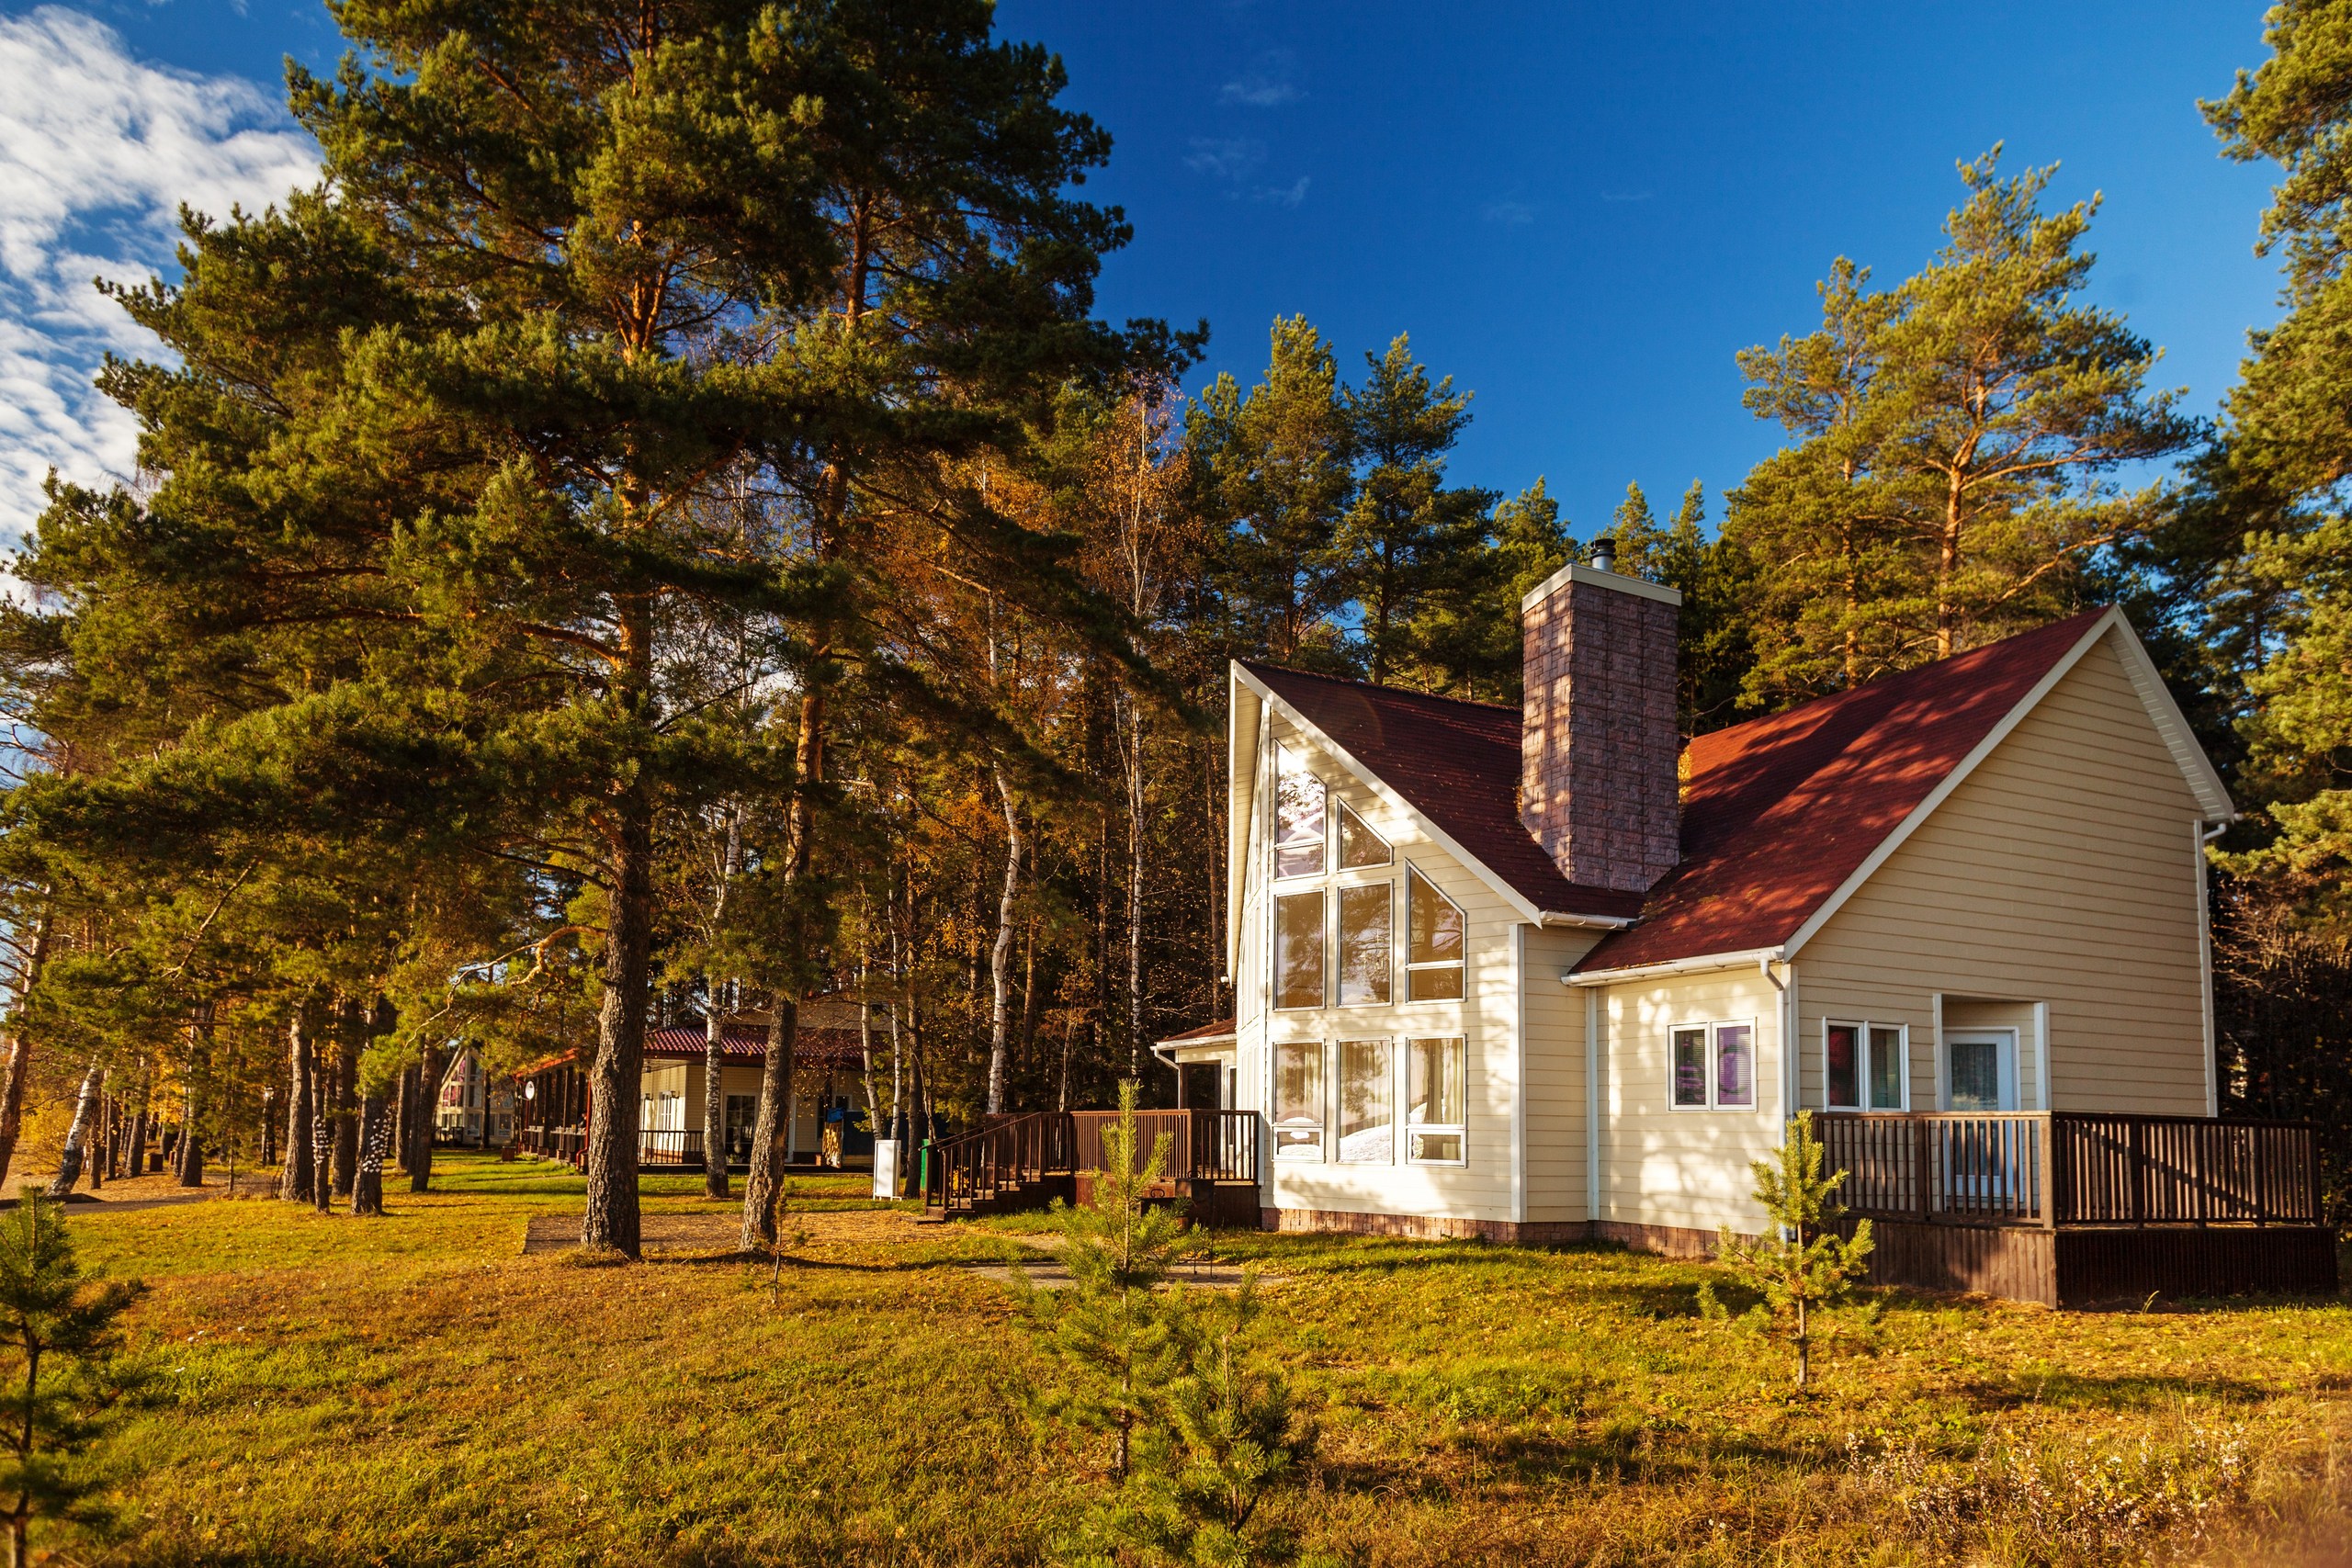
[1915,1117,1931,1223]
[2037,1116,2054,1230]
[2135,1123,2154,1232]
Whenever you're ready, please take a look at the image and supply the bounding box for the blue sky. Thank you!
[0,1,2289,545]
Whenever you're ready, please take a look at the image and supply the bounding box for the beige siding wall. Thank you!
[1242,708,1525,1224]
[1591,964,1790,1235]
[1523,923,1603,1224]
[650,1061,851,1153]
[1796,629,2211,1117]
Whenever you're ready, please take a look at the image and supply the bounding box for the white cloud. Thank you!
[1184,136,1263,181]
[0,6,317,551]
[1484,199,1537,227]
[1220,52,1300,108]
[1257,175,1309,209]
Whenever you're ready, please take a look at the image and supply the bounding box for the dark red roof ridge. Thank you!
[1238,660,1517,715]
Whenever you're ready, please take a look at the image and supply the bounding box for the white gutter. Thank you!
[1564,945,1785,987]
[1539,908,1638,931]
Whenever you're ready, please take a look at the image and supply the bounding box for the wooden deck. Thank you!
[921,1109,1261,1225]
[1816,1111,2338,1306]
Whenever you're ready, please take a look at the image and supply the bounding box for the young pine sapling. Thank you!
[1710,1110,1874,1388]
[0,1197,144,1568]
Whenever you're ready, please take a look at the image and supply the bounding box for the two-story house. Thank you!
[1158,551,2334,1306]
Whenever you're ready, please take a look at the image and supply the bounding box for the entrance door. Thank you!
[1946,1030,2018,1111]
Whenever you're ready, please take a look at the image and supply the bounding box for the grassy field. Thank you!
[29,1153,2352,1566]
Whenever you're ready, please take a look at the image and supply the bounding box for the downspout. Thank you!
[2197,817,2230,1119]
[1584,984,1600,1231]
[1759,953,1792,1122]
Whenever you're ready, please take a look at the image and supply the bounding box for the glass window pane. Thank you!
[1826,1023,1860,1110]
[1951,1040,1999,1111]
[1408,1130,1464,1163]
[1273,892,1324,1010]
[1337,884,1392,1005]
[1337,799,1392,869]
[1272,1041,1323,1157]
[1672,1027,1708,1107]
[1275,746,1325,879]
[1408,868,1463,964]
[1338,1039,1394,1163]
[1407,965,1463,1001]
[1714,1024,1755,1108]
[1869,1026,1904,1111]
[1407,1037,1464,1125]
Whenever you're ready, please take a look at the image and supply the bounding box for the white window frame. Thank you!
[1668,1018,1761,1112]
[1335,1037,1396,1165]
[1403,863,1466,1003]
[1272,744,1327,882]
[1271,1038,1327,1161]
[1822,1019,1910,1112]
[1404,1034,1468,1165]
[1333,877,1394,1008]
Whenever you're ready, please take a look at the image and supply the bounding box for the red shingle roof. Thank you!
[1238,661,1647,922]
[1159,1017,1238,1046]
[1575,609,2109,971]
[1244,611,2118,976]
[646,1021,868,1066]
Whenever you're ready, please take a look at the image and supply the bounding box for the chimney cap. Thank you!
[1519,559,1683,614]
[1589,538,1616,574]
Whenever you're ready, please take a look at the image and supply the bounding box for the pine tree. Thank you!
[1193,318,1356,669]
[1727,155,2196,706]
[1021,1080,1193,1481]
[0,1198,143,1568]
[1337,334,1495,685]
[2201,3,2352,928]
[1710,1111,1874,1388]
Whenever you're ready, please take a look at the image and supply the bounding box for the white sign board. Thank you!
[871,1138,899,1200]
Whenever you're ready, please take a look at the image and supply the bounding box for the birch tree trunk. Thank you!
[311,1082,334,1214]
[44,1066,102,1197]
[984,767,1023,1114]
[0,913,52,1188]
[279,1006,315,1203]
[352,1089,389,1216]
[702,1001,729,1199]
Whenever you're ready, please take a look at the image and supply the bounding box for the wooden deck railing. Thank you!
[513,1126,705,1170]
[1817,1111,2323,1229]
[923,1109,1261,1215]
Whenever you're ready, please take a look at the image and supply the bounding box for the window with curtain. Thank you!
[1406,1035,1465,1162]
[1272,1040,1325,1158]
[1338,1039,1394,1163]
[1406,867,1464,1000]
[1273,891,1325,1010]
[1274,744,1325,879]
[1826,1021,1906,1111]
[1336,883,1392,1005]
[1673,1021,1756,1110]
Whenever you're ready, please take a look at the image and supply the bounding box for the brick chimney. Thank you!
[1519,558,1683,894]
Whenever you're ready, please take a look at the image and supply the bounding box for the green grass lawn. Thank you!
[41,1153,2352,1566]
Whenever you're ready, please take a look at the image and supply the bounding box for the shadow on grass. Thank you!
[1957,1369,2276,1412]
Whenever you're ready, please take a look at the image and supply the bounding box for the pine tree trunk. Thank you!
[127,1100,148,1182]
[703,999,729,1199]
[176,1081,203,1189]
[1125,735,1147,1087]
[330,1005,358,1200]
[178,1005,210,1188]
[409,1041,441,1193]
[87,1091,105,1190]
[582,775,653,1258]
[352,1090,388,1216]
[740,997,797,1251]
[279,1005,315,1203]
[985,767,1023,1115]
[44,1066,102,1197]
[0,913,52,1190]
